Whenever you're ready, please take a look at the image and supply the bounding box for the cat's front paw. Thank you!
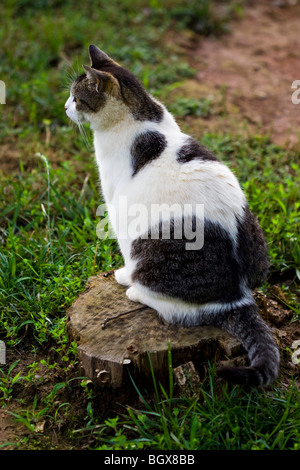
[115,267,131,287]
[126,286,143,304]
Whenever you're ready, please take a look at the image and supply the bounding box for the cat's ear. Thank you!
[83,65,120,97]
[88,45,119,69]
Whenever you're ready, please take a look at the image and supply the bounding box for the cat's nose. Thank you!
[64,105,67,110]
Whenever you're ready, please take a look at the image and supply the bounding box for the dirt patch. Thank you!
[0,345,87,450]
[178,0,300,145]
[0,144,23,174]
[0,410,20,449]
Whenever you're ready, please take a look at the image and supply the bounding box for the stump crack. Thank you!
[101,305,148,329]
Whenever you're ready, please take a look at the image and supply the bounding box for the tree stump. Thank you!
[66,271,242,396]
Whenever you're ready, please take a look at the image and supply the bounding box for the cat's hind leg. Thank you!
[126,284,199,325]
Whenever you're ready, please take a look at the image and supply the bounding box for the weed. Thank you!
[169,96,214,118]
[74,357,300,450]
[0,360,23,402]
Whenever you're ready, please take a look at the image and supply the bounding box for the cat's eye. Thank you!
[73,97,78,103]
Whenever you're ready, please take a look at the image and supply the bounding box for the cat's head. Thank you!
[65,45,163,130]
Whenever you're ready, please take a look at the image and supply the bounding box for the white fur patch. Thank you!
[65,93,79,123]
[125,282,254,326]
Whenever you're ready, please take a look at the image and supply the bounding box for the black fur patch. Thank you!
[235,205,269,289]
[131,130,167,176]
[117,69,164,122]
[177,137,219,163]
[93,63,164,122]
[131,218,241,304]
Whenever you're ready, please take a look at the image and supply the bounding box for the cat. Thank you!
[65,45,280,387]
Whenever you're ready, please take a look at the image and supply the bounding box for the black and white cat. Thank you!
[65,45,280,387]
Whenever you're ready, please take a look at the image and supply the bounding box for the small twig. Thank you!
[101,306,147,329]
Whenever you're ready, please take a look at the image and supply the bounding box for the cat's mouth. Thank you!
[65,102,88,126]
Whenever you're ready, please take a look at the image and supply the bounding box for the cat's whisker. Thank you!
[61,63,80,94]
[77,120,91,149]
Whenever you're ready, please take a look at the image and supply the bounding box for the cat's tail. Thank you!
[212,302,280,387]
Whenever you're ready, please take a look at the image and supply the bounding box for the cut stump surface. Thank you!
[67,271,242,391]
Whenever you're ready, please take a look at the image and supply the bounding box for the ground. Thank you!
[171,0,300,146]
[0,0,299,449]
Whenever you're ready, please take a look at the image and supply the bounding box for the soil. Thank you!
[0,0,299,450]
[175,0,300,146]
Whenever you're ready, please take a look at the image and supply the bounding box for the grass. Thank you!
[0,0,299,450]
[81,364,300,451]
[0,156,122,346]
